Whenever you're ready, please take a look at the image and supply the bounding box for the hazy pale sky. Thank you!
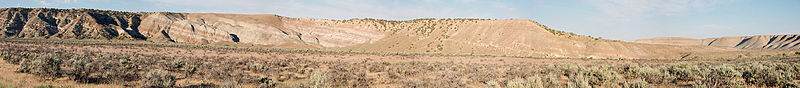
[3,0,799,41]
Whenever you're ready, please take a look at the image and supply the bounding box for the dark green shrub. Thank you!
[743,63,796,87]
[310,72,327,88]
[97,55,139,81]
[2,52,24,64]
[693,80,706,88]
[526,75,544,88]
[743,63,767,85]
[142,69,175,87]
[503,76,544,88]
[628,66,675,84]
[560,64,585,76]
[703,66,743,87]
[544,74,560,87]
[66,54,94,82]
[560,64,592,88]
[666,63,702,81]
[566,73,591,88]
[585,67,620,87]
[783,82,798,88]
[485,80,500,88]
[184,64,197,78]
[506,78,527,88]
[0,51,10,61]
[17,53,62,78]
[249,64,270,72]
[622,79,650,88]
[220,81,240,88]
[794,63,800,80]
[563,65,621,87]
[258,76,277,88]
[169,60,185,69]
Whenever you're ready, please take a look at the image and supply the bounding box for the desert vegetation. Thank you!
[0,39,799,87]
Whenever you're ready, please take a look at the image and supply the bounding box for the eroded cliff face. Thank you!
[711,35,800,49]
[4,8,782,58]
[635,35,800,50]
[0,8,147,40]
[331,19,747,58]
[0,8,385,48]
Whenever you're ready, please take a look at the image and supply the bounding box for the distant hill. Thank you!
[635,34,800,50]
[3,8,786,59]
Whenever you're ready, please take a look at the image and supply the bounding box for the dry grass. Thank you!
[0,39,799,87]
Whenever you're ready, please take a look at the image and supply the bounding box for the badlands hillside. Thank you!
[0,8,781,59]
[635,34,800,50]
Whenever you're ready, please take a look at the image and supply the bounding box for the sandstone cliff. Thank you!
[635,35,800,50]
[3,8,776,58]
[0,8,147,40]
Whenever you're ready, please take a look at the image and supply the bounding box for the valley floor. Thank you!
[0,39,798,87]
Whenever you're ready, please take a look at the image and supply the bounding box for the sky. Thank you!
[2,0,799,41]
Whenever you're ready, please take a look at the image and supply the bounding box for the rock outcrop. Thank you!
[3,8,780,58]
[635,34,800,50]
[0,8,386,48]
[0,8,146,40]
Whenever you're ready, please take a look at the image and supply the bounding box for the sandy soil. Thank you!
[1,39,798,87]
[1,40,791,66]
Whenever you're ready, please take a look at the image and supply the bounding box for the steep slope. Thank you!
[0,8,384,49]
[0,8,147,40]
[635,34,800,50]
[137,13,385,48]
[331,19,746,58]
[1,8,781,59]
[632,37,707,46]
